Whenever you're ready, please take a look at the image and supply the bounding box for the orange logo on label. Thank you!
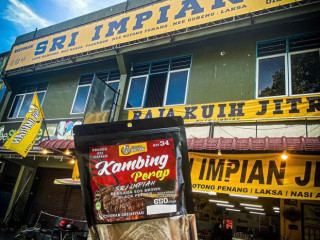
[119,142,147,156]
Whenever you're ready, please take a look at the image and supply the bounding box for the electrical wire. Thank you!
[217,125,235,137]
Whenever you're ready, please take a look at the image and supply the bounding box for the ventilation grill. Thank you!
[108,69,121,81]
[18,82,49,93]
[132,63,150,76]
[289,33,320,52]
[96,71,109,82]
[132,56,192,76]
[171,56,192,70]
[257,40,286,57]
[25,86,38,93]
[151,60,170,73]
[79,74,94,85]
[37,83,49,91]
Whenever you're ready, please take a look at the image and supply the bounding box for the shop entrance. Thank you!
[189,152,320,240]
[194,192,281,240]
[0,160,20,222]
[26,168,85,228]
[194,192,320,240]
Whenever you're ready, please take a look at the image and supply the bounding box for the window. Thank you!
[256,32,320,98]
[125,56,191,109]
[71,69,120,114]
[8,83,48,119]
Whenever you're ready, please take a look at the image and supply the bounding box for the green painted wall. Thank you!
[3,59,118,121]
[187,33,256,103]
[118,17,320,120]
[41,61,117,119]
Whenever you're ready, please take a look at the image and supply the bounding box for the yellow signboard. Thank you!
[190,152,320,200]
[128,94,320,123]
[6,0,302,71]
[3,93,44,157]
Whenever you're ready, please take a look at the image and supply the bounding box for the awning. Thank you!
[38,139,75,149]
[39,137,320,152]
[54,178,80,188]
[187,137,320,151]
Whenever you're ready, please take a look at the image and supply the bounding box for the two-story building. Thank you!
[0,0,319,239]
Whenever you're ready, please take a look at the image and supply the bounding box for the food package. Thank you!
[74,117,194,239]
[87,214,198,240]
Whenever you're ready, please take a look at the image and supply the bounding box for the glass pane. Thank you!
[71,86,90,113]
[37,92,45,105]
[85,79,116,122]
[108,82,119,92]
[145,73,167,107]
[126,77,146,108]
[18,94,33,118]
[291,51,320,95]
[9,95,23,118]
[258,56,286,97]
[0,84,6,103]
[166,70,188,105]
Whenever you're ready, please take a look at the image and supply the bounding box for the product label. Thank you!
[89,138,178,223]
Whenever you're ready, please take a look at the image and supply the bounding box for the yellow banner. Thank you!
[128,94,320,123]
[6,0,302,71]
[72,160,80,180]
[190,152,320,200]
[3,93,44,157]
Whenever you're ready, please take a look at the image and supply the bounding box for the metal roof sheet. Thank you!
[38,139,75,149]
[38,137,320,152]
[187,137,320,151]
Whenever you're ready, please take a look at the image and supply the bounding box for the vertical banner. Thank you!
[3,93,44,157]
[190,153,320,200]
[72,160,80,180]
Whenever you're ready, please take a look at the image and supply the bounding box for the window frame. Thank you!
[288,48,320,96]
[8,90,47,119]
[70,69,121,114]
[70,82,92,115]
[124,56,192,110]
[8,94,24,119]
[256,34,320,99]
[255,53,288,99]
[124,75,148,109]
[106,79,120,92]
[163,68,190,107]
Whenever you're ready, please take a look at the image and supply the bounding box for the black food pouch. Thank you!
[73,117,194,228]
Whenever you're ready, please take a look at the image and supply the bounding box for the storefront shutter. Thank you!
[29,168,85,228]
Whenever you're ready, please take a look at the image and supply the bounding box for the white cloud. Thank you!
[53,0,125,19]
[3,0,52,31]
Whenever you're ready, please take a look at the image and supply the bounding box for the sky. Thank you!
[0,0,125,53]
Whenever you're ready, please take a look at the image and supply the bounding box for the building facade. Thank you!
[0,0,319,239]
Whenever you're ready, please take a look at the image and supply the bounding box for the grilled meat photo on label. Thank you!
[100,185,149,221]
